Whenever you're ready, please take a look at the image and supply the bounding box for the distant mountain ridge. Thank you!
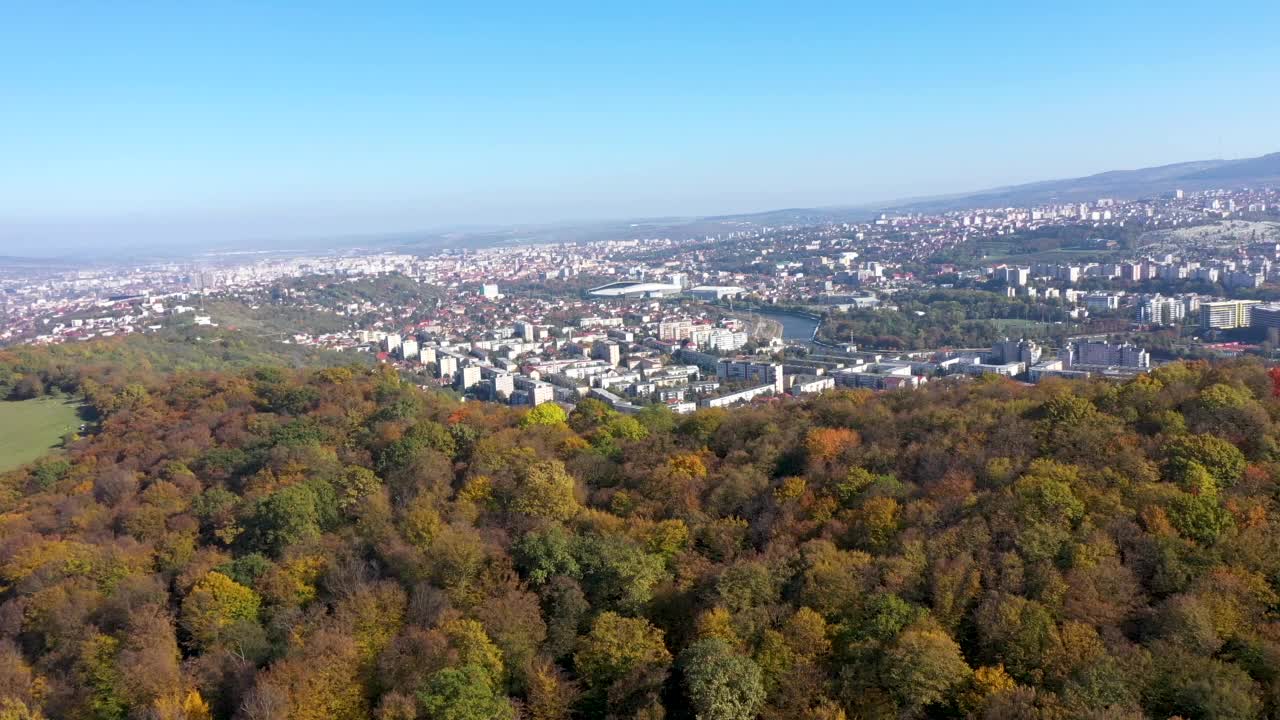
[351,150,1280,251]
[878,151,1280,213]
[4,151,1278,261]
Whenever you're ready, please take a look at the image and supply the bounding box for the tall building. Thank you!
[437,354,458,379]
[716,359,784,393]
[1137,295,1185,326]
[996,266,1030,287]
[1250,303,1280,331]
[1225,270,1264,289]
[1060,340,1149,368]
[991,338,1041,365]
[1194,267,1219,284]
[658,319,694,341]
[592,341,621,367]
[400,338,419,361]
[491,373,515,400]
[1084,294,1120,311]
[1199,299,1261,330]
[704,328,749,352]
[514,376,555,405]
[456,365,482,391]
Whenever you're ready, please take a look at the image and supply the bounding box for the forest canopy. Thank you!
[3,345,1280,719]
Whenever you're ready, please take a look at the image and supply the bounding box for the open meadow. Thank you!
[0,395,82,471]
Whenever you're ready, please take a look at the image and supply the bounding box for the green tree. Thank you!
[514,524,581,585]
[379,420,457,472]
[574,533,667,613]
[417,664,514,720]
[79,633,126,720]
[1167,492,1233,546]
[568,398,613,433]
[441,619,505,686]
[879,627,972,714]
[333,465,380,513]
[241,482,329,556]
[1149,647,1261,720]
[510,460,580,521]
[1013,460,1085,525]
[1164,434,1246,490]
[680,638,766,720]
[574,612,672,690]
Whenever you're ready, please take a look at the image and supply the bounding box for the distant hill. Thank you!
[589,151,1280,234]
[0,255,81,269]
[396,151,1280,249]
[6,151,1277,262]
[1178,152,1280,183]
[879,151,1280,212]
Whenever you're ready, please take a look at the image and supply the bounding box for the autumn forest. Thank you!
[3,343,1280,720]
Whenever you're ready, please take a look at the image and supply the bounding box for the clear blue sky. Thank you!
[3,1,1279,253]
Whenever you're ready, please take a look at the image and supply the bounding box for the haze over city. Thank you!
[4,1,1280,254]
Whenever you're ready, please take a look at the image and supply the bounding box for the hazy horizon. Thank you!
[4,2,1280,255]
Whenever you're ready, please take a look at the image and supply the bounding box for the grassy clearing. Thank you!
[0,396,83,471]
[988,319,1054,330]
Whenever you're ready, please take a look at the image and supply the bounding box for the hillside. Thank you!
[406,151,1280,247]
[0,326,364,400]
[882,151,1280,212]
[1179,152,1280,184]
[3,346,1280,719]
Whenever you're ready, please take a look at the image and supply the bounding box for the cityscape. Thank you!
[7,4,1280,719]
[6,184,1280,415]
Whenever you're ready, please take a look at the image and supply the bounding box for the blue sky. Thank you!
[2,1,1279,252]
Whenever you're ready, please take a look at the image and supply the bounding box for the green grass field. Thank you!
[0,396,83,472]
[987,319,1054,330]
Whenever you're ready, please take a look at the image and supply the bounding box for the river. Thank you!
[751,309,821,341]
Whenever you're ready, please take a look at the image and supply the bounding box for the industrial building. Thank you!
[688,285,746,300]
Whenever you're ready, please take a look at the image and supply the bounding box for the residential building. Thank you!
[700,383,778,408]
[1137,295,1185,326]
[592,341,622,366]
[716,359,784,393]
[991,338,1041,365]
[658,319,694,341]
[1060,340,1149,368]
[1199,299,1261,330]
[491,373,515,400]
[456,365,482,391]
[400,338,419,361]
[437,354,458,379]
[1250,303,1280,331]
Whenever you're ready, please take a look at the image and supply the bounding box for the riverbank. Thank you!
[726,308,822,341]
[744,315,783,340]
